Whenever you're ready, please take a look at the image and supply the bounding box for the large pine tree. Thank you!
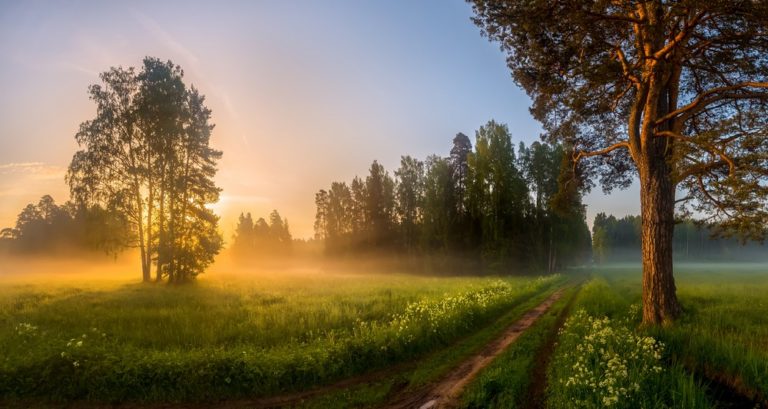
[471,1,768,324]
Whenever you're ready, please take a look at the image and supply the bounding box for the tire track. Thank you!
[381,289,566,409]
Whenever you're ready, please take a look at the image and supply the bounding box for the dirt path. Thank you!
[521,286,579,409]
[381,289,565,409]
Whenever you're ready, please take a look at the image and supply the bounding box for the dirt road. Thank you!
[381,289,565,409]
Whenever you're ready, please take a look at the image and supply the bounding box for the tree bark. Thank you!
[137,198,150,282]
[639,156,681,325]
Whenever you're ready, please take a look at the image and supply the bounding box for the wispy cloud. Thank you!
[131,10,200,67]
[0,162,69,227]
[55,61,99,77]
[0,162,66,180]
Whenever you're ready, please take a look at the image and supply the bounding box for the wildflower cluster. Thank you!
[390,276,559,343]
[552,309,665,408]
[59,327,108,368]
[14,322,38,337]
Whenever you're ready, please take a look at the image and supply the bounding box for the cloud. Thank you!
[0,162,66,181]
[55,61,99,77]
[0,162,69,227]
[131,10,200,67]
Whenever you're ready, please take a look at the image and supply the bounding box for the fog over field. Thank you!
[3,1,768,408]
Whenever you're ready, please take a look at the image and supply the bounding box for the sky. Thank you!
[0,0,639,240]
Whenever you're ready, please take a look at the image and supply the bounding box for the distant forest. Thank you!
[230,210,293,259]
[593,213,768,262]
[0,195,129,254]
[310,120,593,273]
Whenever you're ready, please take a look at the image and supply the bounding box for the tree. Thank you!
[67,57,223,282]
[471,1,768,324]
[269,210,292,247]
[450,133,473,214]
[395,155,425,252]
[233,210,292,259]
[314,189,329,241]
[422,155,455,251]
[467,120,528,265]
[349,176,367,245]
[232,212,255,257]
[326,182,353,251]
[365,160,396,248]
[1,195,129,253]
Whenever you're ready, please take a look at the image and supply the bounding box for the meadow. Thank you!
[0,264,563,404]
[552,264,766,408]
[2,261,766,408]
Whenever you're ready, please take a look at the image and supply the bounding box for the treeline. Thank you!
[592,213,768,262]
[231,210,292,259]
[313,120,592,273]
[0,195,129,254]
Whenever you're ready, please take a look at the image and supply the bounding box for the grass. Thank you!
[459,285,578,409]
[0,268,563,404]
[546,280,711,409]
[650,265,768,402]
[7,261,760,408]
[544,263,768,408]
[295,282,570,409]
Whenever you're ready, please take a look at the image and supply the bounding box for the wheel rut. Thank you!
[381,288,566,409]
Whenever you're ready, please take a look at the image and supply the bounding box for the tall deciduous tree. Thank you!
[467,120,528,264]
[395,155,425,251]
[365,160,396,248]
[422,155,455,251]
[67,57,223,282]
[471,1,768,324]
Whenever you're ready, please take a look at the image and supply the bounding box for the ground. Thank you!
[0,261,766,408]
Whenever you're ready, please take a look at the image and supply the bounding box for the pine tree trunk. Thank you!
[639,158,681,325]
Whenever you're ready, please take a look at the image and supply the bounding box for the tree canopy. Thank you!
[67,57,223,282]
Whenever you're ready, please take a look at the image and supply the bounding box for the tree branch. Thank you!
[573,141,630,164]
[614,47,640,85]
[653,10,707,60]
[656,130,736,176]
[696,175,733,217]
[655,82,768,125]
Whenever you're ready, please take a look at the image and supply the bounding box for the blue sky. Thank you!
[0,0,639,238]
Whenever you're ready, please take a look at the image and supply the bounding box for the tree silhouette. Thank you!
[471,1,768,324]
[67,57,222,282]
[232,210,292,259]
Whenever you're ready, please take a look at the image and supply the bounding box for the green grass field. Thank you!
[2,263,766,408]
[543,264,768,408]
[0,268,563,404]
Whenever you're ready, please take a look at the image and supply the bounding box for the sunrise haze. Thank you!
[0,0,639,240]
